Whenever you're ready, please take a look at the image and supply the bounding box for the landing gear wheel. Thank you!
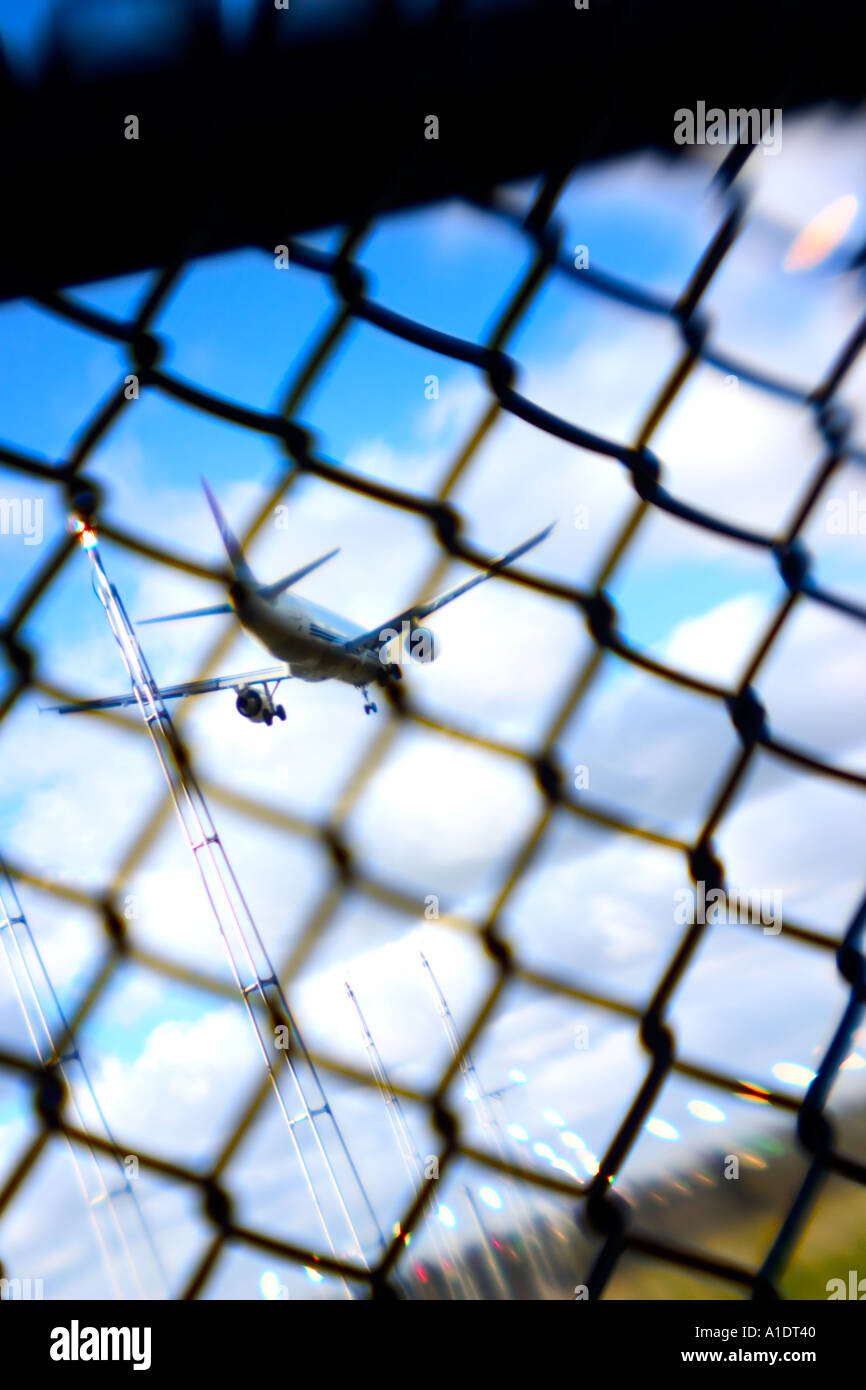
[364,701,377,715]
[264,711,273,726]
[276,705,286,721]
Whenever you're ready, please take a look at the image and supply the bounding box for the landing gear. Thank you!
[276,704,286,721]
[361,686,378,715]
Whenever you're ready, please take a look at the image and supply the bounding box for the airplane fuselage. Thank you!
[230,586,390,688]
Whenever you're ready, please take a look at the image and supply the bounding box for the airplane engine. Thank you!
[408,625,440,663]
[235,684,285,725]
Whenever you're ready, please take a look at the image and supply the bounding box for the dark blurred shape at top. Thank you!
[45,0,207,78]
[1,0,864,301]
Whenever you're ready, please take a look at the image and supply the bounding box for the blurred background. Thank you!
[0,0,865,1300]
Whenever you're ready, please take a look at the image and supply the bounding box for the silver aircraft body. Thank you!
[49,481,554,725]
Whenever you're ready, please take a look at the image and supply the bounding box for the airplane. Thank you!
[47,480,554,725]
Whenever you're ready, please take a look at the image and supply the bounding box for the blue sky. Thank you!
[1,8,866,1299]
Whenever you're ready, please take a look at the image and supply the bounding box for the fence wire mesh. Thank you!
[1,115,866,1302]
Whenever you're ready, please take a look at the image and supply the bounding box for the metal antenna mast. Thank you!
[344,980,479,1300]
[0,857,169,1299]
[70,517,384,1295]
[419,950,558,1297]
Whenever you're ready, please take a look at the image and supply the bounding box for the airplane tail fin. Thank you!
[201,477,256,585]
[134,490,341,627]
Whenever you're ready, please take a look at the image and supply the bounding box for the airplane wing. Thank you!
[343,523,555,654]
[43,665,290,715]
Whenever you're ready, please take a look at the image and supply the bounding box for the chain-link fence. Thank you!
[1,3,866,1303]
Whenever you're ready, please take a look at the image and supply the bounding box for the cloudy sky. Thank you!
[0,11,865,1298]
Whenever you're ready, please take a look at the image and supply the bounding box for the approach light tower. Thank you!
[67,515,384,1296]
[419,950,558,1297]
[0,856,169,1299]
[345,980,479,1300]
